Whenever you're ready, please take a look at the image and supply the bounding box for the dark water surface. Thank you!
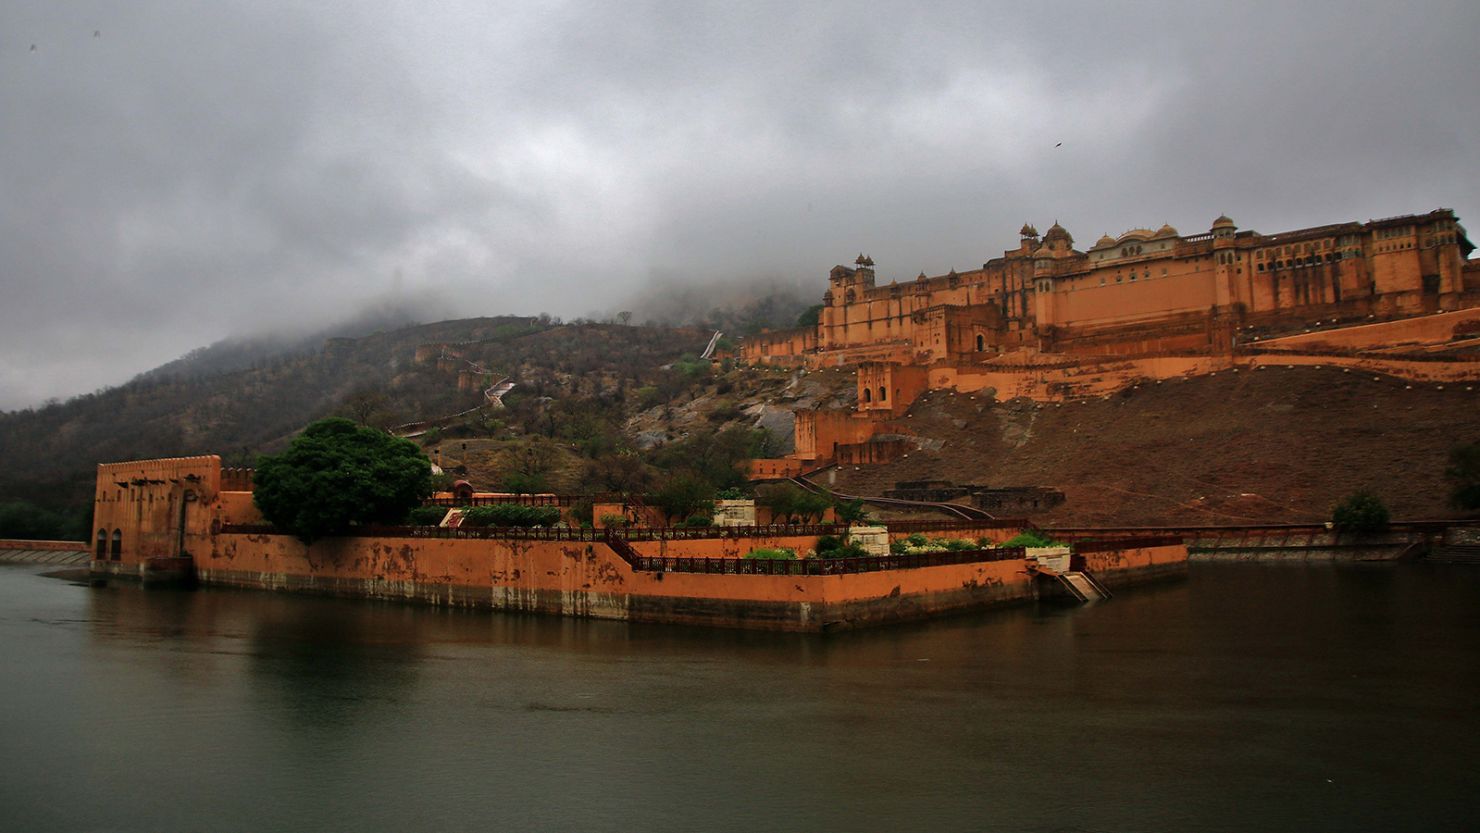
[2,562,1478,833]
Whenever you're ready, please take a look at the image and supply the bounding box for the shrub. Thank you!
[1446,441,1480,511]
[715,486,750,500]
[1332,490,1390,534]
[680,514,714,528]
[814,534,843,553]
[819,540,869,559]
[405,505,449,526]
[905,533,928,547]
[743,547,796,560]
[502,471,548,495]
[889,539,908,555]
[461,504,561,528]
[1000,531,1059,549]
[598,513,629,529]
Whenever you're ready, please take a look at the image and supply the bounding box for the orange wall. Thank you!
[1255,307,1480,351]
[92,456,224,566]
[198,531,1037,629]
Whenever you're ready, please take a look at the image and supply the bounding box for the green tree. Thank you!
[0,500,73,540]
[253,418,433,544]
[1445,441,1480,511]
[796,304,824,327]
[1331,490,1390,534]
[756,483,831,523]
[651,473,714,524]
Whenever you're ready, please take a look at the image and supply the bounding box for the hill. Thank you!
[0,315,713,530]
[827,367,1480,525]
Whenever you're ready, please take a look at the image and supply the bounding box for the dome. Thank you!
[1020,223,1039,238]
[1119,228,1154,242]
[916,271,928,281]
[1212,214,1236,229]
[1094,233,1116,249]
[1154,223,1179,238]
[452,479,472,490]
[855,253,868,265]
[1043,222,1072,246]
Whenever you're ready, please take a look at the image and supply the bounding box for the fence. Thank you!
[629,546,1028,575]
[218,518,1034,543]
[1067,536,1184,553]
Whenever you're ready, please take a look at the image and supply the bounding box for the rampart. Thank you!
[86,454,1188,630]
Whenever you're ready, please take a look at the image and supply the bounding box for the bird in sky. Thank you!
[94,30,101,38]
[30,44,37,51]
[1055,142,1063,148]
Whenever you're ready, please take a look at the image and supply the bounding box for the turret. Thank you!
[1212,214,1237,241]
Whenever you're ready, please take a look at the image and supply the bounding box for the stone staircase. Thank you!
[1427,544,1480,564]
[0,546,90,566]
[1057,570,1112,602]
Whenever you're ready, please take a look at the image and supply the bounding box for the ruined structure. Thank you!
[744,210,1480,475]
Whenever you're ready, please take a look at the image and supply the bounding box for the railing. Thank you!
[219,518,1036,542]
[885,518,1032,532]
[1070,536,1185,553]
[631,546,1028,575]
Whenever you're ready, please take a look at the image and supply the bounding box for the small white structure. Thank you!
[848,525,891,556]
[714,499,757,527]
[1026,546,1072,572]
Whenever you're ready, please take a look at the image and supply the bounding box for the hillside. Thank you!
[0,316,712,523]
[827,367,1480,525]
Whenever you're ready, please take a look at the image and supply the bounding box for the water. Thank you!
[2,562,1477,833]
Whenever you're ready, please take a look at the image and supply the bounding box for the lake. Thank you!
[2,561,1477,832]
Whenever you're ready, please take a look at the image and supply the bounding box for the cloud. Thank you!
[2,0,1477,408]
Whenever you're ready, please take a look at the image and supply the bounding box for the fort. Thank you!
[742,209,1480,475]
[84,455,1187,631]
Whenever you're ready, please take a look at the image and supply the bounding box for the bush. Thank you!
[461,504,561,528]
[502,471,548,495]
[905,533,928,547]
[405,505,449,526]
[598,513,629,529]
[680,514,714,528]
[818,540,868,559]
[1332,490,1390,534]
[1000,531,1059,549]
[1446,441,1480,511]
[743,547,796,560]
[889,539,908,555]
[715,486,750,500]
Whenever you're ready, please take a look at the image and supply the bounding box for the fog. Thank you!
[3,0,1477,408]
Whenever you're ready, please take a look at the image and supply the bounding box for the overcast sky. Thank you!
[2,1,1477,409]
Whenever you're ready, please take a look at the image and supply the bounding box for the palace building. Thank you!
[741,209,1480,476]
[744,208,1477,367]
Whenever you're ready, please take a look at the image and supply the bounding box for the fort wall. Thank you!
[89,456,1187,631]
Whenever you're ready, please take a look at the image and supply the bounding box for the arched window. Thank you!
[862,388,871,403]
[95,528,107,561]
[110,530,122,561]
[878,386,887,402]
[976,334,985,352]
